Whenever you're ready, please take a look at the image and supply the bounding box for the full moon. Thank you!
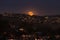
[28,11,34,16]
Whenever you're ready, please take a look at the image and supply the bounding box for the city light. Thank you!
[19,28,24,31]
[8,39,14,40]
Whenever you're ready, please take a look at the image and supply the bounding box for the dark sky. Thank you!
[0,0,60,16]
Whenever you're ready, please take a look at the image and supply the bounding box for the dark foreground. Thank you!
[0,14,60,40]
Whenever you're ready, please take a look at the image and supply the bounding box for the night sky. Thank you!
[0,0,60,16]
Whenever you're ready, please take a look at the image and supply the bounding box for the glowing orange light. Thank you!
[28,11,33,16]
